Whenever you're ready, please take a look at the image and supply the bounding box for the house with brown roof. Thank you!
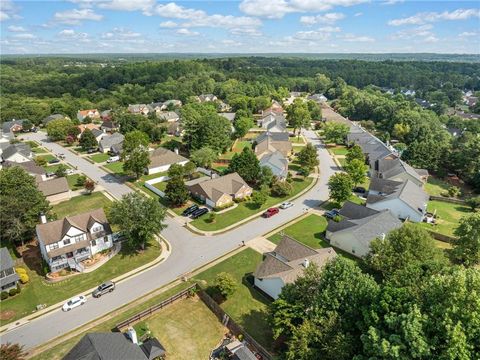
[187,172,252,208]
[254,132,292,158]
[77,109,100,122]
[147,147,188,175]
[254,236,337,299]
[36,208,113,272]
[36,177,71,204]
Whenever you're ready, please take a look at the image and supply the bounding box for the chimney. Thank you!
[381,233,386,240]
[302,259,310,268]
[40,213,47,224]
[126,327,138,344]
[174,148,179,155]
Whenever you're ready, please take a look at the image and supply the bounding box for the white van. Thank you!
[107,155,120,163]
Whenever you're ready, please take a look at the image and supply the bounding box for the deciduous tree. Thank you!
[297,143,319,175]
[122,131,150,179]
[344,159,368,187]
[214,272,237,299]
[234,116,254,139]
[190,147,217,169]
[79,129,98,150]
[453,213,480,267]
[323,122,349,145]
[327,173,353,204]
[286,99,311,136]
[228,147,261,185]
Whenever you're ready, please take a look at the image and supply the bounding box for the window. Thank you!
[104,236,109,243]
[73,235,84,243]
[63,238,71,245]
[92,226,103,233]
[91,239,97,246]
[50,243,59,250]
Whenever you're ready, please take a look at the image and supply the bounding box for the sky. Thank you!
[0,0,479,54]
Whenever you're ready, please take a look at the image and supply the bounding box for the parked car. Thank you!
[280,202,293,209]
[190,207,209,219]
[65,169,74,175]
[48,158,60,164]
[324,209,340,219]
[107,156,120,163]
[92,281,115,298]
[262,207,279,218]
[31,127,38,133]
[46,172,55,178]
[353,186,367,194]
[182,204,199,217]
[57,153,65,159]
[87,148,97,154]
[62,295,86,311]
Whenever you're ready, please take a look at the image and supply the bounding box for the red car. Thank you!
[262,207,279,218]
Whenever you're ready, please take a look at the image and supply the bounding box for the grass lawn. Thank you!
[1,240,161,326]
[193,248,273,350]
[418,200,472,237]
[212,163,228,172]
[219,141,252,160]
[104,161,125,175]
[329,146,348,156]
[66,174,86,191]
[153,181,167,192]
[25,140,39,148]
[89,153,110,163]
[31,282,193,360]
[43,163,72,173]
[31,147,48,154]
[191,177,313,231]
[36,154,56,163]
[424,176,452,197]
[322,194,365,210]
[135,297,226,360]
[139,171,168,182]
[268,214,329,248]
[289,135,306,144]
[72,146,90,154]
[52,192,112,218]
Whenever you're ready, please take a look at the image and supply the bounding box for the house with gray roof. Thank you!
[366,178,429,222]
[2,120,24,134]
[42,114,65,126]
[326,201,402,258]
[99,133,125,153]
[198,94,217,102]
[307,93,327,103]
[259,151,288,180]
[158,111,180,122]
[1,143,32,163]
[3,160,45,177]
[147,147,188,175]
[255,131,292,158]
[218,112,236,122]
[254,236,336,299]
[0,247,20,292]
[257,112,286,132]
[127,104,150,116]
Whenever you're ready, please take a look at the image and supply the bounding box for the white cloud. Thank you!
[53,8,103,25]
[13,33,36,39]
[58,29,90,42]
[155,3,204,19]
[239,0,367,19]
[292,30,331,41]
[391,24,436,41]
[58,29,76,36]
[389,8,480,26]
[338,33,374,42]
[354,12,363,17]
[159,20,178,28]
[0,0,19,21]
[300,12,345,25]
[318,26,341,32]
[8,25,26,32]
[98,0,155,15]
[0,11,10,21]
[222,39,243,46]
[382,0,404,5]
[176,28,200,36]
[459,31,478,37]
[230,27,262,36]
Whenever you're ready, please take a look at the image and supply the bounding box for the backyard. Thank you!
[51,192,112,218]
[418,200,472,237]
[218,140,252,161]
[134,297,226,360]
[190,177,314,231]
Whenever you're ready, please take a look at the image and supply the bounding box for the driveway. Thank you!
[2,129,340,350]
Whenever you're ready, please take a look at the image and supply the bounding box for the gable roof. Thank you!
[99,133,124,149]
[63,333,148,360]
[37,177,70,197]
[254,236,337,284]
[381,159,426,183]
[36,208,111,246]
[158,111,179,121]
[140,338,166,360]
[0,247,15,271]
[187,172,251,203]
[42,114,65,125]
[91,129,104,138]
[2,120,24,133]
[2,143,31,160]
[255,132,292,157]
[218,112,236,122]
[338,200,380,219]
[259,151,288,178]
[148,147,188,169]
[3,160,45,175]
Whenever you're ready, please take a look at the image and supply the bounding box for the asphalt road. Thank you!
[2,129,339,349]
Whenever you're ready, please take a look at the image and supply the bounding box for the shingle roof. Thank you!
[0,247,15,271]
[255,132,292,157]
[369,177,404,194]
[148,147,188,169]
[2,120,24,133]
[187,172,251,203]
[63,333,148,360]
[140,338,166,360]
[2,143,31,160]
[37,177,70,197]
[99,133,124,149]
[3,160,45,175]
[218,112,236,122]
[338,200,379,219]
[42,114,65,125]
[259,151,288,178]
[158,111,179,121]
[91,129,104,138]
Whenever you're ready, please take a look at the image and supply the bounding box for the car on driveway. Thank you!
[48,158,60,164]
[182,204,199,217]
[87,148,97,154]
[62,295,86,311]
[65,169,74,175]
[353,186,367,194]
[324,209,340,219]
[280,202,293,209]
[92,281,115,298]
[190,207,208,219]
[262,207,279,218]
[107,156,120,163]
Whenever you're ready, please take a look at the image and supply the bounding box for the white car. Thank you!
[65,169,75,175]
[62,295,86,311]
[107,156,120,163]
[280,202,294,209]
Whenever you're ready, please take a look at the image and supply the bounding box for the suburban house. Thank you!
[326,201,402,258]
[128,104,150,116]
[42,114,65,126]
[64,332,166,360]
[224,340,257,360]
[254,236,337,299]
[366,178,429,222]
[3,160,46,179]
[257,111,287,132]
[100,109,112,120]
[259,151,289,180]
[0,247,20,292]
[99,133,125,153]
[415,98,433,109]
[77,123,102,138]
[2,120,24,134]
[77,109,100,122]
[36,177,71,204]
[1,143,32,163]
[91,128,106,143]
[198,94,218,102]
[255,131,292,158]
[158,111,180,122]
[308,94,328,103]
[163,99,182,108]
[218,112,236,122]
[36,208,113,272]
[147,147,188,175]
[100,120,118,133]
[187,172,252,208]
[262,100,284,115]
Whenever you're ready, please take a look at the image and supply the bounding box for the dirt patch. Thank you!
[18,241,44,276]
[0,310,16,321]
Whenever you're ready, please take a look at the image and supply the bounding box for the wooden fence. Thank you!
[429,195,466,205]
[429,231,456,243]
[115,284,196,331]
[197,289,273,360]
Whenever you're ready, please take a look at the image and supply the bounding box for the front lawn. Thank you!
[104,161,125,175]
[66,174,86,191]
[52,192,112,218]
[289,135,306,144]
[43,163,72,173]
[328,145,348,156]
[135,297,226,360]
[153,181,167,192]
[0,240,161,326]
[322,194,365,210]
[268,214,329,248]
[31,147,48,154]
[89,153,110,163]
[37,154,56,163]
[193,248,273,350]
[418,200,472,237]
[190,177,313,231]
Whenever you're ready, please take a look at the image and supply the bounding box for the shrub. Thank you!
[76,175,87,187]
[448,186,461,198]
[466,197,480,212]
[271,180,293,197]
[213,202,234,212]
[34,156,47,166]
[1,292,8,300]
[16,283,21,294]
[9,288,17,297]
[19,273,29,284]
[214,272,237,299]
[15,267,27,274]
[208,212,217,223]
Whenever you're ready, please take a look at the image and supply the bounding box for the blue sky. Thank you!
[1,0,479,54]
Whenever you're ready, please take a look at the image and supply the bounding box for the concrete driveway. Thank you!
[2,129,340,350]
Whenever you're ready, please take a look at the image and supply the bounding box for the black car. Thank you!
[190,208,208,219]
[87,148,97,154]
[182,204,199,217]
[324,209,340,219]
[48,158,60,164]
[353,186,367,194]
[92,281,115,298]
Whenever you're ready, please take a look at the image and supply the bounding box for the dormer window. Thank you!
[49,243,59,251]
[92,226,103,233]
[63,238,71,245]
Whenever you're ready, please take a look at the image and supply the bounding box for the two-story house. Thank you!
[0,247,20,292]
[36,209,113,273]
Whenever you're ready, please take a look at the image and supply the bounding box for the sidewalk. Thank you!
[0,236,171,334]
[247,237,276,253]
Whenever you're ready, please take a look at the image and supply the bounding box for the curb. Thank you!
[0,236,171,335]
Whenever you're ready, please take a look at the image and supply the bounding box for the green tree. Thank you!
[286,98,311,136]
[344,159,368,187]
[307,100,322,120]
[46,118,75,141]
[167,163,185,179]
[109,192,166,249]
[122,131,150,179]
[323,122,349,145]
[297,143,319,175]
[259,166,274,187]
[453,213,480,267]
[214,272,238,299]
[271,179,293,197]
[465,196,480,211]
[0,167,50,246]
[228,147,261,185]
[84,179,95,194]
[345,144,364,164]
[54,164,68,178]
[183,161,196,178]
[79,129,98,151]
[327,173,353,204]
[234,116,254,139]
[22,119,33,132]
[251,186,268,208]
[190,147,217,169]
[164,176,189,207]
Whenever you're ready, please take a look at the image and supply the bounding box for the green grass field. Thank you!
[330,146,348,156]
[31,147,48,154]
[66,174,85,191]
[52,192,112,218]
[36,154,56,163]
[104,161,125,175]
[43,163,72,173]
[322,194,365,211]
[268,214,329,248]
[219,141,252,160]
[89,153,110,163]
[418,200,472,237]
